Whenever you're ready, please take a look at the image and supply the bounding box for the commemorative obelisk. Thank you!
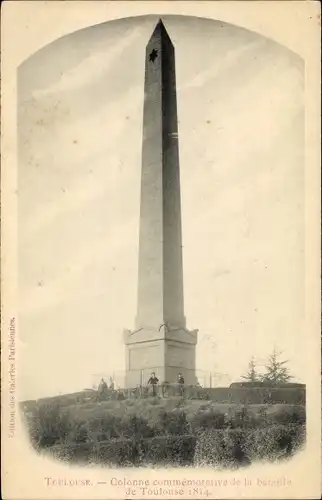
[124,19,198,388]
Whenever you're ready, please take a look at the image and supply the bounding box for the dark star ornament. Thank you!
[149,48,158,62]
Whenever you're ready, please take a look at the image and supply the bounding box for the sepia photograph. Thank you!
[2,2,321,499]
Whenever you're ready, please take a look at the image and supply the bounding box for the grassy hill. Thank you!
[21,389,305,423]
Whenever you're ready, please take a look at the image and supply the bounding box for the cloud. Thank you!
[32,27,143,99]
[180,38,264,90]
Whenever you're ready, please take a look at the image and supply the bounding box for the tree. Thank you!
[261,348,293,385]
[241,357,259,382]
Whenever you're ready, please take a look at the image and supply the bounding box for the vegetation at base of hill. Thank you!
[22,397,306,468]
[194,424,305,467]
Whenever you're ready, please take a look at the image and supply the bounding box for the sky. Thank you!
[18,15,305,400]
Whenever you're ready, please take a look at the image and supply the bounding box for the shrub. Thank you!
[94,438,139,466]
[48,443,74,463]
[120,415,155,439]
[48,442,92,464]
[195,424,305,468]
[244,424,306,462]
[48,435,198,467]
[86,414,154,441]
[190,406,264,431]
[87,413,120,440]
[142,435,197,465]
[268,406,306,426]
[72,442,93,462]
[65,419,89,443]
[191,410,226,431]
[29,402,75,449]
[153,410,190,436]
[48,439,137,466]
[194,429,249,468]
[224,406,259,429]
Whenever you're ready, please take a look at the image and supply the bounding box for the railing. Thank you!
[92,369,231,391]
[93,384,306,405]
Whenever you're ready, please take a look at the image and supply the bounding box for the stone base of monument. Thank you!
[123,325,198,389]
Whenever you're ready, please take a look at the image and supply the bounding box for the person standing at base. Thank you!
[97,378,108,401]
[177,372,185,397]
[147,372,159,397]
[109,377,115,391]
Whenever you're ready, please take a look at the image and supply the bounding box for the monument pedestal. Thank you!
[124,325,198,388]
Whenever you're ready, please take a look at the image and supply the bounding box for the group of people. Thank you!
[147,371,185,396]
[97,377,115,397]
[97,371,188,399]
